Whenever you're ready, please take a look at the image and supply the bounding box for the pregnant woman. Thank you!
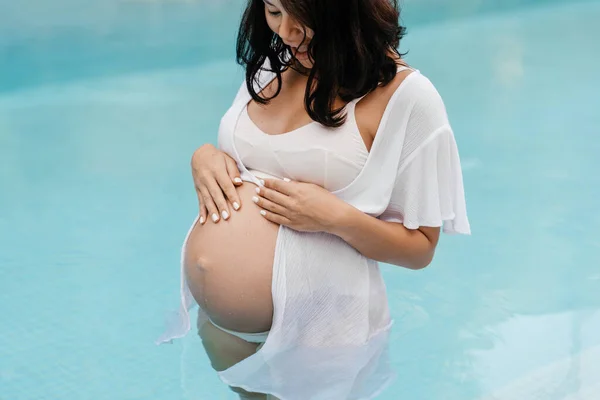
[158,0,470,399]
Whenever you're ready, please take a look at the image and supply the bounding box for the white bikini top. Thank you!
[233,66,411,191]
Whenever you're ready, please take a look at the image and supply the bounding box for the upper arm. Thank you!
[232,81,247,104]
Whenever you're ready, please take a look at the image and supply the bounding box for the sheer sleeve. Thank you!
[380,127,470,234]
[378,74,470,235]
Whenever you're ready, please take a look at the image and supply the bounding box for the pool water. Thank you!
[1,1,599,399]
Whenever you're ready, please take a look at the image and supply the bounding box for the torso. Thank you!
[184,59,414,334]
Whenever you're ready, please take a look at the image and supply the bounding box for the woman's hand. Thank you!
[191,144,244,224]
[253,178,351,233]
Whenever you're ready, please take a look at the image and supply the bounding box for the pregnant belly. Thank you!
[183,181,279,333]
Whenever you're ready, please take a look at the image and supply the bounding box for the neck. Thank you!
[289,58,311,75]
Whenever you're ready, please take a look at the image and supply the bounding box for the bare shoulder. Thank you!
[355,67,417,140]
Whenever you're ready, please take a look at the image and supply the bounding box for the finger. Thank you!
[255,185,292,209]
[262,178,294,195]
[195,184,208,224]
[252,193,288,216]
[200,185,220,223]
[224,156,244,186]
[216,169,242,212]
[204,176,231,221]
[199,203,207,225]
[259,208,291,226]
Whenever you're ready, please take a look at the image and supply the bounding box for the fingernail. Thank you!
[221,210,229,220]
[255,187,261,194]
[234,177,243,184]
[211,213,219,222]
[200,216,205,224]
[283,178,291,182]
[252,196,259,203]
[260,210,267,216]
[233,202,240,210]
[259,179,265,185]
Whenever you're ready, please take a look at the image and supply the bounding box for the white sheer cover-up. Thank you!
[157,63,471,400]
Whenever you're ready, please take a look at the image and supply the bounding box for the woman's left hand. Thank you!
[253,178,349,233]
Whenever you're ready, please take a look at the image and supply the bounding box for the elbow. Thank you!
[414,256,433,270]
[418,247,437,269]
[403,249,436,270]
[409,230,439,269]
[386,227,441,270]
[407,258,431,270]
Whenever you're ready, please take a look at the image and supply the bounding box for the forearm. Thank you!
[327,204,439,270]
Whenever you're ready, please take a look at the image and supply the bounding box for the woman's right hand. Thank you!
[191,144,244,224]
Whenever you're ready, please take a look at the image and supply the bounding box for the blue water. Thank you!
[1,1,599,399]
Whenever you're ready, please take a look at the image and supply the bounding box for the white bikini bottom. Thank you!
[208,318,270,344]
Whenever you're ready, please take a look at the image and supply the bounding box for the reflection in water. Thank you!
[477,312,600,399]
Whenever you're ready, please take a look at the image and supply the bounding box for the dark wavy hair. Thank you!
[236,0,407,128]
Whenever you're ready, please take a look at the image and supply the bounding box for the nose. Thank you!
[277,15,304,46]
